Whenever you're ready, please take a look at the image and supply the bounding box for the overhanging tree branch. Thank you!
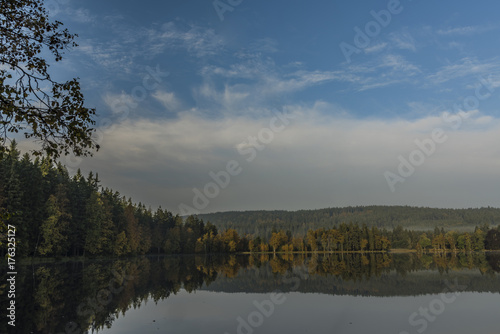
[0,0,97,158]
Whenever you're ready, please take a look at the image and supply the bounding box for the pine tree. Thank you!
[38,184,71,256]
[4,149,26,255]
[124,203,140,254]
[67,169,92,256]
[18,153,45,255]
[84,192,113,255]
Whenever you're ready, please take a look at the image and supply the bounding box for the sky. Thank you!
[18,0,500,214]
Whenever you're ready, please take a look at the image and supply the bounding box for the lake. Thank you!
[2,252,500,334]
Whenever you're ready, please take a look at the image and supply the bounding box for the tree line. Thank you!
[0,142,245,257]
[198,206,500,238]
[1,142,500,258]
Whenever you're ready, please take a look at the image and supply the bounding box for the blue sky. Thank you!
[21,0,500,213]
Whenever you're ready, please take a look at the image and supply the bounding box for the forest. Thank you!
[1,142,500,258]
[198,206,500,237]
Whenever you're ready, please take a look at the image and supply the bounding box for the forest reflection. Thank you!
[1,252,499,334]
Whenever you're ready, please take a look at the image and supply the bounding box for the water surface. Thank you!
[2,252,499,334]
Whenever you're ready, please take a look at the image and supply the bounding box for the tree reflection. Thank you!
[1,252,499,334]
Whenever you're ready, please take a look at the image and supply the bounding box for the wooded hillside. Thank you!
[198,206,500,239]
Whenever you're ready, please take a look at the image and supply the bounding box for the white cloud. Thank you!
[427,57,500,85]
[152,90,182,111]
[265,70,341,93]
[380,54,420,74]
[76,38,135,73]
[201,56,277,79]
[198,52,422,110]
[364,42,388,54]
[75,19,226,76]
[149,22,225,58]
[389,31,417,52]
[61,105,500,213]
[103,92,137,114]
[344,54,421,91]
[436,24,497,36]
[197,56,347,113]
[71,8,94,23]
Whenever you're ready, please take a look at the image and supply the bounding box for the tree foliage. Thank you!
[485,228,500,250]
[0,0,97,157]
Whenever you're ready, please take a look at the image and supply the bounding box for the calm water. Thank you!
[2,252,500,334]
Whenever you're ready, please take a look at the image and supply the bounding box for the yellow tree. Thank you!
[113,231,129,256]
[360,239,369,252]
[330,229,344,252]
[292,236,305,253]
[306,230,318,252]
[221,229,240,253]
[259,243,269,252]
[432,234,446,252]
[269,230,288,254]
[445,231,457,252]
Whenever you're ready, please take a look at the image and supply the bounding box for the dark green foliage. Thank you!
[485,229,500,250]
[0,144,203,257]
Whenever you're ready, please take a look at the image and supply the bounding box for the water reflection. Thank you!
[1,252,499,333]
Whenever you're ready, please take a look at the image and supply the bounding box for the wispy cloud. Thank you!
[380,54,420,74]
[148,22,225,58]
[266,70,344,93]
[427,57,500,85]
[196,55,346,112]
[61,7,95,23]
[76,39,135,73]
[76,18,226,76]
[153,90,182,111]
[248,38,279,53]
[364,42,388,54]
[201,55,277,79]
[345,54,421,91]
[389,31,417,52]
[436,24,497,36]
[199,50,423,109]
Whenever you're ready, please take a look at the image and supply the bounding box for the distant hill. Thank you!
[197,206,500,238]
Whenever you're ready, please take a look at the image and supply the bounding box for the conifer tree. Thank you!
[84,192,113,255]
[38,184,71,256]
